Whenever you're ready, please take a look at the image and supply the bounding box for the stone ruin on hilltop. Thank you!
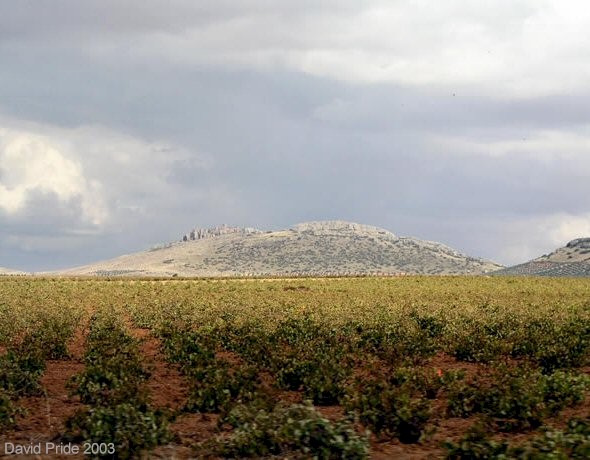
[566,238,590,249]
[181,224,262,242]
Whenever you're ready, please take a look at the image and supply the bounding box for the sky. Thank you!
[1,0,590,271]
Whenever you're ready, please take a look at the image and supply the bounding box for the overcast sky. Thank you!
[1,1,590,271]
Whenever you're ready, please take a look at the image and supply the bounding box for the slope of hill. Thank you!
[57,221,502,277]
[0,266,26,275]
[493,238,590,277]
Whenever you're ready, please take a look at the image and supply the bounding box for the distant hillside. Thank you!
[0,266,26,275]
[493,238,590,277]
[57,221,502,277]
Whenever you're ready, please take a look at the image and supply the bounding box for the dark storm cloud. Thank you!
[0,0,362,51]
[0,1,254,39]
[1,1,589,270]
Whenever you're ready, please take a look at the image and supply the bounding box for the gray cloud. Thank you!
[1,1,589,271]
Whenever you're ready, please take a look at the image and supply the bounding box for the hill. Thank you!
[57,221,502,277]
[493,238,590,277]
[0,266,26,275]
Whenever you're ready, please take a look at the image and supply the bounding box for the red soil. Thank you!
[3,336,590,460]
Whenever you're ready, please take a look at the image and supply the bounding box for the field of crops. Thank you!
[1,276,590,459]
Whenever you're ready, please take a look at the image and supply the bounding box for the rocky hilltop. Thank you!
[58,221,502,277]
[493,238,590,277]
[182,224,262,242]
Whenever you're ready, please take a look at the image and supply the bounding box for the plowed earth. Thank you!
[1,325,589,460]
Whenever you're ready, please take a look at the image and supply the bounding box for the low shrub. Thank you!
[85,315,137,358]
[66,403,172,459]
[209,402,369,459]
[184,364,262,414]
[410,311,445,339]
[0,390,21,427]
[446,367,590,431]
[158,324,217,373]
[543,371,590,415]
[443,423,512,459]
[449,320,507,364]
[357,322,437,365]
[527,417,590,458]
[511,318,590,373]
[392,367,464,400]
[18,316,75,360]
[275,356,314,391]
[445,417,590,459]
[71,318,150,406]
[301,359,349,405]
[69,358,150,406]
[274,353,350,405]
[0,350,45,396]
[344,375,430,443]
[218,321,275,368]
[534,320,590,373]
[66,314,170,459]
[273,316,326,346]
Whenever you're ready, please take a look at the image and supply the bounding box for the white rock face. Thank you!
[291,221,396,238]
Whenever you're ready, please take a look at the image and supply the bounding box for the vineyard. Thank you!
[1,276,590,458]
